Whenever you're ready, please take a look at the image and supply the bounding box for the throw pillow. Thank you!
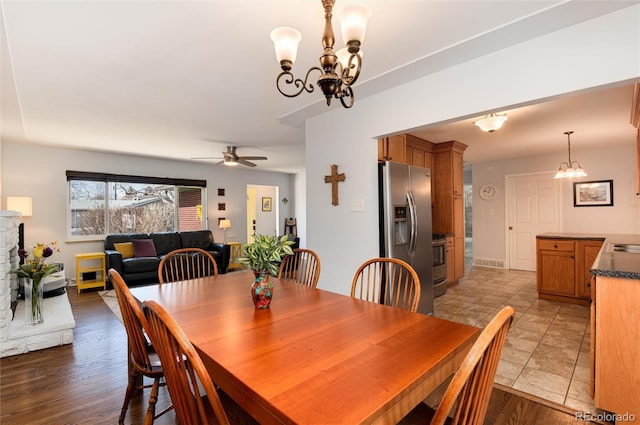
[113,242,135,259]
[132,239,158,258]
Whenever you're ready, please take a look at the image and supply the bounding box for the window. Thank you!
[67,171,206,239]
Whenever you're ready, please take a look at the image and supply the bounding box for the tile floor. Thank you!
[433,266,597,414]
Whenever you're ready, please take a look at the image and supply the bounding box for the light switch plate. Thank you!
[351,198,365,212]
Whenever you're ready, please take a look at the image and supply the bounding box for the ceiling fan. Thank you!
[191,146,268,167]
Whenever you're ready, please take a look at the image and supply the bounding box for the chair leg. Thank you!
[120,369,140,424]
[143,377,161,425]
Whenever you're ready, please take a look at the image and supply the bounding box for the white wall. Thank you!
[1,142,296,280]
[306,6,640,295]
[472,144,640,263]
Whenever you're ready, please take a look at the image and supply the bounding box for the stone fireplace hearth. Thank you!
[0,210,76,358]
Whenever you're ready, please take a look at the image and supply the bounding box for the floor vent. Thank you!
[473,258,506,269]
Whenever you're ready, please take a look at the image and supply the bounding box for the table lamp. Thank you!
[7,196,33,264]
[219,219,231,243]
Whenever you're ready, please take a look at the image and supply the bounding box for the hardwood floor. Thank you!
[1,288,597,424]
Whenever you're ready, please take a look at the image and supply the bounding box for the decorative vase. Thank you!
[251,271,273,309]
[24,277,44,325]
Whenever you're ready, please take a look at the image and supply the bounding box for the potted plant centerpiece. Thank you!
[238,234,294,309]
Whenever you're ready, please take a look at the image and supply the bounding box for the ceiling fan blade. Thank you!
[237,159,257,167]
[238,156,267,161]
[191,156,224,160]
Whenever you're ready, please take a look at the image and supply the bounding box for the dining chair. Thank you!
[350,257,421,312]
[142,299,259,425]
[109,269,171,425]
[277,248,321,288]
[158,247,218,284]
[399,306,516,425]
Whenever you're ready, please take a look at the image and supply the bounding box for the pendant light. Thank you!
[554,131,587,179]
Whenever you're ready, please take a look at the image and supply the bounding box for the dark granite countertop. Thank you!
[537,233,640,280]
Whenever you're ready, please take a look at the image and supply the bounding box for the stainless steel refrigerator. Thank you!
[378,161,434,315]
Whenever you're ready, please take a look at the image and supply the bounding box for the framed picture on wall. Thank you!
[573,180,613,207]
[262,197,272,212]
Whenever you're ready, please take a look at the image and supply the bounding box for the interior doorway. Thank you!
[506,172,561,271]
[246,184,279,242]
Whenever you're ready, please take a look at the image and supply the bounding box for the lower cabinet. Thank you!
[592,275,640,419]
[446,236,455,285]
[536,237,603,305]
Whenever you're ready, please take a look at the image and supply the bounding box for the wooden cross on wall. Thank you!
[324,164,346,206]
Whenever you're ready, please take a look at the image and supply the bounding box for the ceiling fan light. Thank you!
[474,113,508,132]
[270,27,302,68]
[336,2,372,52]
[224,158,238,166]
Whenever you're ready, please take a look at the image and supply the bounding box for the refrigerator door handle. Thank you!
[407,191,417,255]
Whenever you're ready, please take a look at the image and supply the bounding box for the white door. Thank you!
[506,173,560,271]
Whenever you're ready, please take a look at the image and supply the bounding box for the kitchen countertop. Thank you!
[537,233,640,280]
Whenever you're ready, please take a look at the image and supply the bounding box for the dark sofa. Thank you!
[105,230,230,286]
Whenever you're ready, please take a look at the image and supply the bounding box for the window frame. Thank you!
[66,171,207,240]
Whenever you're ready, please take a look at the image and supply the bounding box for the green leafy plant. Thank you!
[238,234,294,275]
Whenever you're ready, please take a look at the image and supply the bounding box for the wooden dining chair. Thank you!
[277,248,321,288]
[142,299,258,425]
[109,269,172,425]
[350,257,421,312]
[158,247,218,284]
[399,306,516,425]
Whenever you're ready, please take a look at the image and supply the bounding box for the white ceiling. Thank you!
[1,1,638,173]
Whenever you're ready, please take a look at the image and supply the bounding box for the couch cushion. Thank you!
[104,233,149,251]
[150,232,181,256]
[132,239,158,257]
[122,257,160,274]
[180,230,214,249]
[113,242,135,259]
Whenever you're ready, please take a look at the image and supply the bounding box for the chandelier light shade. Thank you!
[270,0,372,109]
[554,131,587,179]
[474,113,508,132]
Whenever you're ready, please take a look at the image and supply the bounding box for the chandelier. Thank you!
[270,0,372,109]
[474,113,508,132]
[554,131,587,179]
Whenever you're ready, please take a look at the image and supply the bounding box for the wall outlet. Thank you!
[351,198,365,212]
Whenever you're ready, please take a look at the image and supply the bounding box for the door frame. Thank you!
[504,171,563,271]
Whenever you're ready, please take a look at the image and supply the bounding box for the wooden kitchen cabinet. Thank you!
[378,135,406,163]
[433,141,468,283]
[576,240,603,298]
[446,236,455,285]
[592,275,640,419]
[536,237,603,304]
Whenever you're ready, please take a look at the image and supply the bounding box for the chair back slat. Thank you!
[432,306,515,425]
[109,269,155,372]
[158,248,218,284]
[278,248,321,288]
[143,300,231,425]
[350,258,421,312]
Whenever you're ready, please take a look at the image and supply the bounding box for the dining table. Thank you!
[130,270,480,425]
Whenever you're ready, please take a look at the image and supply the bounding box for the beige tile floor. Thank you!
[433,266,597,414]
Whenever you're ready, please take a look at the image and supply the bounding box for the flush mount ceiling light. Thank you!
[474,113,508,132]
[554,131,587,179]
[270,0,372,109]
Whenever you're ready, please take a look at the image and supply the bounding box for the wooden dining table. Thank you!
[130,270,479,425]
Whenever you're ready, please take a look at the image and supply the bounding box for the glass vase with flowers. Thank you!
[11,241,60,324]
